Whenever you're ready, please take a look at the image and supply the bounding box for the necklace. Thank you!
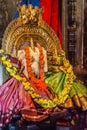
[24,45,48,93]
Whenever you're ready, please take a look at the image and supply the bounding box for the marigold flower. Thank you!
[1,48,75,109]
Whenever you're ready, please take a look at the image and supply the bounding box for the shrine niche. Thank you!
[0,4,87,129]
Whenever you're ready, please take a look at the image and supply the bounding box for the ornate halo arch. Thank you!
[2,4,61,56]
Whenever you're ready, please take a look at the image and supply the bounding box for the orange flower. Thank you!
[24,45,48,93]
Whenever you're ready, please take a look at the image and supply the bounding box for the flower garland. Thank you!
[37,45,45,81]
[23,46,48,93]
[0,49,76,109]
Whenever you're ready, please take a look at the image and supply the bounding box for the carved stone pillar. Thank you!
[0,0,19,48]
[62,0,85,73]
[62,0,68,56]
[0,0,8,48]
[75,0,84,71]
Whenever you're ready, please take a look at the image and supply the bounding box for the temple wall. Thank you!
[0,0,18,48]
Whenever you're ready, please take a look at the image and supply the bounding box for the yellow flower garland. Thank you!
[0,49,76,109]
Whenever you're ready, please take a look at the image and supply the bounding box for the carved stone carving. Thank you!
[0,0,8,48]
[0,0,8,35]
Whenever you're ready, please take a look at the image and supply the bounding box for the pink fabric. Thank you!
[21,108,48,122]
[21,74,51,100]
[0,77,35,128]
[28,79,50,100]
[0,76,50,128]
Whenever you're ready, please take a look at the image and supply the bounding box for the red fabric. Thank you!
[40,0,52,25]
[40,0,62,47]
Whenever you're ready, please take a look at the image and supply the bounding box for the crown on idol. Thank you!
[17,4,43,25]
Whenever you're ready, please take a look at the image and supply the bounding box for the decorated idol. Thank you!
[0,4,87,128]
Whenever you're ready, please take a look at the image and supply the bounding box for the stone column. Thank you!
[75,0,84,72]
[0,0,8,48]
[62,0,68,56]
[62,0,85,73]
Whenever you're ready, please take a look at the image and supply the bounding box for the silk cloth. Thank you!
[45,72,87,111]
[0,76,50,128]
[40,0,62,46]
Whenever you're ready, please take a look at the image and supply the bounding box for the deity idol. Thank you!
[16,38,87,111]
[0,4,87,128]
[0,36,87,128]
[0,38,52,128]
